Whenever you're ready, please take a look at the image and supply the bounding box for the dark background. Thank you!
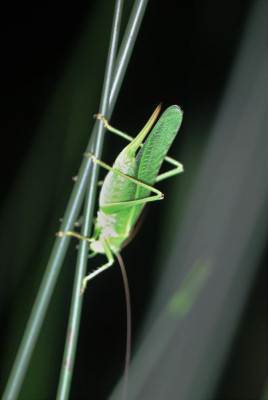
[1,1,266,399]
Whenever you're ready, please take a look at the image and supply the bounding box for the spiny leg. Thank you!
[81,238,114,294]
[81,258,114,293]
[57,231,115,293]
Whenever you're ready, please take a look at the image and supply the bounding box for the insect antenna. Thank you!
[116,252,131,400]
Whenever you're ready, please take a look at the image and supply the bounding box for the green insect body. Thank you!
[94,105,182,252]
[59,104,183,291]
[56,104,183,400]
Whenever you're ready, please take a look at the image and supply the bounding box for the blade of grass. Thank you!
[56,0,123,398]
[57,1,149,396]
[2,1,148,399]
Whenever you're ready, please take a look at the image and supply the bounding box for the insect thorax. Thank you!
[90,240,105,254]
[93,210,131,253]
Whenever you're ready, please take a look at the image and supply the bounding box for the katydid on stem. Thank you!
[58,104,183,291]
[58,104,183,397]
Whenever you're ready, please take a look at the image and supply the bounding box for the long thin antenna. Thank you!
[116,252,131,400]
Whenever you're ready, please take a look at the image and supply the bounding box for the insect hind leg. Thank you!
[81,239,115,293]
[81,257,114,293]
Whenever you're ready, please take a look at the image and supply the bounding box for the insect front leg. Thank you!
[94,103,161,144]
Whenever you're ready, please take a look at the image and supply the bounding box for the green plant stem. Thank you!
[56,0,123,398]
[2,1,148,400]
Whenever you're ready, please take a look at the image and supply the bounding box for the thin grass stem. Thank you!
[56,1,123,398]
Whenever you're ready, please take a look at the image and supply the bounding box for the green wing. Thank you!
[137,105,182,190]
[130,105,183,223]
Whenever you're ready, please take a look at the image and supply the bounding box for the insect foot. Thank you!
[84,152,97,163]
[56,231,64,237]
[80,278,88,295]
[93,113,109,128]
[93,112,102,120]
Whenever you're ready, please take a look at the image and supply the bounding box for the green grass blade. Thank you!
[56,1,123,398]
